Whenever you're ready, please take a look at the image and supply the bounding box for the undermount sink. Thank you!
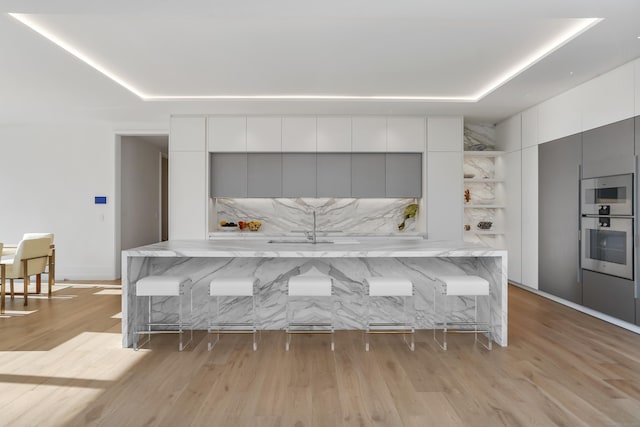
[268,239,334,244]
[267,239,360,245]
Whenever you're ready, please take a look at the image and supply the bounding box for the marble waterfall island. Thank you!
[122,239,508,347]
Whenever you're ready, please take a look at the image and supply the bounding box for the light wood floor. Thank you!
[2,282,640,426]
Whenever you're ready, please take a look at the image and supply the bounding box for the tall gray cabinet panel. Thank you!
[282,154,316,197]
[385,153,422,197]
[351,154,386,197]
[317,154,351,197]
[210,153,247,197]
[247,153,282,197]
[583,270,635,323]
[582,117,634,178]
[538,134,582,303]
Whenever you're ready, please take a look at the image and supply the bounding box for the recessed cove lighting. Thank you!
[9,13,601,103]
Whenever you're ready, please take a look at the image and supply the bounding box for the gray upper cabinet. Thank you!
[282,153,316,197]
[317,154,351,197]
[247,153,282,197]
[582,118,634,178]
[385,153,422,197]
[351,153,386,197]
[210,153,248,197]
[538,134,582,303]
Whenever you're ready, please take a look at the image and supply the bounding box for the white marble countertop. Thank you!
[123,238,506,258]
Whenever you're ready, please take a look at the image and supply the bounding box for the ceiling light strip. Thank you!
[473,17,602,99]
[8,13,602,103]
[9,13,148,99]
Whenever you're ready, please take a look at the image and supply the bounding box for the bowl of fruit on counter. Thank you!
[219,220,239,231]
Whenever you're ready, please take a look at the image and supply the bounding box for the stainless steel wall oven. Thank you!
[581,173,634,280]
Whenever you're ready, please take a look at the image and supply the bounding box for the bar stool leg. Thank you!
[402,295,415,351]
[252,295,258,352]
[433,287,447,351]
[365,293,371,352]
[330,293,335,352]
[477,295,492,350]
[285,296,291,352]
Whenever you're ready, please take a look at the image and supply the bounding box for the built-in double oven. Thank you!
[581,173,634,280]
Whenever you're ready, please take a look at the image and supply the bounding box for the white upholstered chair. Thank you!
[1,237,51,313]
[1,233,55,297]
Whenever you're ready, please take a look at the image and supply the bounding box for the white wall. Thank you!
[0,123,117,279]
[120,136,165,250]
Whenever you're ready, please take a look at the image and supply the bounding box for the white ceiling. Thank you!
[1,0,640,126]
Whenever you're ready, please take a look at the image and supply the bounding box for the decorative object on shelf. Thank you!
[464,224,471,231]
[464,173,475,179]
[477,221,493,230]
[248,221,262,231]
[464,189,471,204]
[398,203,418,231]
[219,220,239,231]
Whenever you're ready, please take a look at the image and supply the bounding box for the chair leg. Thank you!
[10,279,14,300]
[24,275,29,306]
[49,250,55,298]
[36,273,42,294]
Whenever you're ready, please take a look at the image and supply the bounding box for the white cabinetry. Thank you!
[521,107,539,148]
[170,117,205,152]
[169,116,207,240]
[282,117,316,152]
[352,117,386,152]
[463,151,505,247]
[317,117,351,152]
[207,117,246,152]
[504,150,522,283]
[521,146,538,288]
[247,117,282,151]
[169,151,206,239]
[387,117,425,152]
[427,116,463,151]
[428,152,462,240]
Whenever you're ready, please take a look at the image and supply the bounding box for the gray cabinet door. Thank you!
[582,118,634,178]
[247,153,282,197]
[351,153,386,197]
[385,153,422,197]
[538,134,582,303]
[282,153,316,197]
[210,153,247,197]
[635,116,640,155]
[583,270,635,323]
[317,153,351,197]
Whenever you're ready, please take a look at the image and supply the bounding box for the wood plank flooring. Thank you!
[2,281,640,426]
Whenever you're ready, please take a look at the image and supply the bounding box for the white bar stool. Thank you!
[134,275,193,351]
[286,274,334,351]
[209,277,259,351]
[364,277,415,351]
[433,275,492,351]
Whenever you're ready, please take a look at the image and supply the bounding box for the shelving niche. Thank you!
[463,151,505,247]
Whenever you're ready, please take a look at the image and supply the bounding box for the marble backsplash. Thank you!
[215,198,419,234]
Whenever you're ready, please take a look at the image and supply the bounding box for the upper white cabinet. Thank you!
[427,116,463,152]
[496,115,521,153]
[581,62,635,132]
[207,117,246,152]
[170,117,205,152]
[387,117,425,152]
[247,117,282,152]
[282,117,316,152]
[317,117,351,152]
[521,107,539,148]
[352,117,387,152]
[636,58,640,116]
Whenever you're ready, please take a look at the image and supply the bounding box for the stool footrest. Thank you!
[210,330,256,334]
[367,330,414,335]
